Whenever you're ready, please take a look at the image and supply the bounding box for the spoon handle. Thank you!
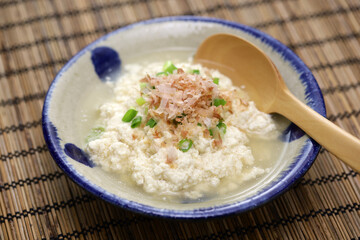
[275,89,360,172]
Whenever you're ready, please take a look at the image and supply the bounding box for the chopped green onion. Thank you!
[209,129,214,136]
[208,122,226,139]
[85,126,105,143]
[144,106,149,115]
[197,123,202,127]
[191,69,200,74]
[163,61,177,74]
[122,109,138,122]
[152,86,156,89]
[156,71,167,76]
[136,97,146,106]
[146,118,157,128]
[209,127,222,139]
[213,77,219,85]
[140,82,148,90]
[217,122,227,135]
[178,139,193,152]
[213,98,227,107]
[131,116,142,128]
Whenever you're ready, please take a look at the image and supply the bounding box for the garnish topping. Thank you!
[131,116,142,128]
[146,118,157,128]
[178,139,193,152]
[122,109,138,122]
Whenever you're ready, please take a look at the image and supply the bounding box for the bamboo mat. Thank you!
[0,0,359,239]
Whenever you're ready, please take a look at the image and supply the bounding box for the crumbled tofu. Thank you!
[86,61,278,199]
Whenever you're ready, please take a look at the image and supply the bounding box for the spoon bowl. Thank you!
[194,34,285,113]
[194,33,360,172]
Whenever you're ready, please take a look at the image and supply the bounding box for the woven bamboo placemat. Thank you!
[0,0,359,239]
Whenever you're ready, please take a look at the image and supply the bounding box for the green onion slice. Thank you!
[217,122,227,135]
[131,116,142,128]
[213,98,227,107]
[156,71,168,76]
[213,77,219,85]
[146,118,157,128]
[163,61,177,74]
[209,127,222,139]
[197,123,202,127]
[122,109,138,122]
[209,129,214,136]
[178,139,193,152]
[191,69,200,74]
[136,97,146,106]
[85,126,105,143]
[140,82,148,90]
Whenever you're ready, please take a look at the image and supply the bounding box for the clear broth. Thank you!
[78,48,291,203]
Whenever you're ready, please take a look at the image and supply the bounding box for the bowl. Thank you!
[42,16,326,219]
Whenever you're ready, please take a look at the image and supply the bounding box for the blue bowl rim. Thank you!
[42,16,326,219]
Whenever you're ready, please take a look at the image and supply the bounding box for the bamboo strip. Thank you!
[0,0,359,239]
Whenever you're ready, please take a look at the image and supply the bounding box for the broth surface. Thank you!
[78,48,291,203]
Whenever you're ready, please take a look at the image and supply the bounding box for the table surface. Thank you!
[0,0,360,239]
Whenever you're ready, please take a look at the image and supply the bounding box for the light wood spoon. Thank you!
[194,33,360,172]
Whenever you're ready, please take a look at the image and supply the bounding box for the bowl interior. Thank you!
[43,17,325,218]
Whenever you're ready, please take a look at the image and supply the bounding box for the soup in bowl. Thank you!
[42,16,325,218]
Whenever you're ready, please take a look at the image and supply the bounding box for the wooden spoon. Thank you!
[194,33,360,172]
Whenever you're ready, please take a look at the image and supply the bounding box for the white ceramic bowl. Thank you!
[42,16,325,219]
